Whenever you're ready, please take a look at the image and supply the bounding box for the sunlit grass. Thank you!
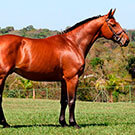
[0,98,135,135]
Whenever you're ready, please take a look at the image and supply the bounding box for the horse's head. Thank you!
[100,9,130,47]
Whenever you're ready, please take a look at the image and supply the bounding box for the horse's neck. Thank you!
[65,17,104,58]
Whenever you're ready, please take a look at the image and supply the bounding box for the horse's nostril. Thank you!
[124,40,130,47]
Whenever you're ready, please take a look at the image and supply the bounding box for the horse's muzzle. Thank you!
[123,39,130,47]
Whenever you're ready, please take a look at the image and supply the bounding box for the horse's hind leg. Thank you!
[59,80,68,127]
[0,74,10,128]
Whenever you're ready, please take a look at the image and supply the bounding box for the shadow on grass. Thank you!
[80,122,135,128]
[10,123,108,128]
[80,123,109,127]
[11,124,61,128]
[4,122,135,129]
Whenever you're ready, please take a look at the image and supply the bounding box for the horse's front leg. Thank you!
[59,80,68,127]
[65,75,80,129]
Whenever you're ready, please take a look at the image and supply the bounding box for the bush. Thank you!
[7,90,17,98]
[126,56,135,78]
[90,57,104,69]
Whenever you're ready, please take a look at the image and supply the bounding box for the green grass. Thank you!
[0,98,135,135]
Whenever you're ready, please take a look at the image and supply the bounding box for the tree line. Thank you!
[0,25,58,38]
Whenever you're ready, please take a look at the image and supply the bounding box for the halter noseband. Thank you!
[106,19,125,44]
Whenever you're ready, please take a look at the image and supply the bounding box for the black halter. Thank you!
[106,19,125,44]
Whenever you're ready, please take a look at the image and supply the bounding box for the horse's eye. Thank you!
[111,24,116,27]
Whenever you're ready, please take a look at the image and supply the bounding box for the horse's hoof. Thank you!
[59,120,68,127]
[3,123,10,128]
[69,122,81,129]
[74,124,81,129]
[62,123,68,127]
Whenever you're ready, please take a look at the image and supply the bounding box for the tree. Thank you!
[0,26,14,34]
[25,25,35,31]
[126,56,135,78]
[131,31,135,41]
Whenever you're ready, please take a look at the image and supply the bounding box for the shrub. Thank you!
[7,90,17,98]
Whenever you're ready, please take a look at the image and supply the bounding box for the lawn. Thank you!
[0,98,135,135]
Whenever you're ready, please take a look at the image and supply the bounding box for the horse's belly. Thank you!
[14,68,62,81]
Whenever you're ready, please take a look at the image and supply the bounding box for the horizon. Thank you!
[0,25,135,32]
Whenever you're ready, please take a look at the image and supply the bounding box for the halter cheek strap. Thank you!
[106,19,125,44]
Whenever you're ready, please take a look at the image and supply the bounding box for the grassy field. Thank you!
[0,98,135,135]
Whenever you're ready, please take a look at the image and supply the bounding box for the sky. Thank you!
[0,0,134,31]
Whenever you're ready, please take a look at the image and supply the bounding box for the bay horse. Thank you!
[0,9,129,128]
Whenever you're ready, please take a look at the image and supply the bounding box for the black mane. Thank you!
[61,15,102,34]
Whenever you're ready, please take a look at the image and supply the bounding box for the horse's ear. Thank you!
[107,9,113,18]
[107,9,116,19]
[111,8,116,16]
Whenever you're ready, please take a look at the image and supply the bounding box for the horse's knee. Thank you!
[60,99,68,106]
[68,99,75,106]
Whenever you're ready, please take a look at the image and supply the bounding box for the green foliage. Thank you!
[131,31,135,41]
[126,56,135,78]
[0,26,14,34]
[25,25,35,31]
[107,74,118,88]
[7,90,17,98]
[129,42,135,48]
[128,30,135,41]
[0,25,58,38]
[112,91,119,102]
[19,78,33,89]
[90,57,104,69]
[126,56,135,70]
[77,88,94,101]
